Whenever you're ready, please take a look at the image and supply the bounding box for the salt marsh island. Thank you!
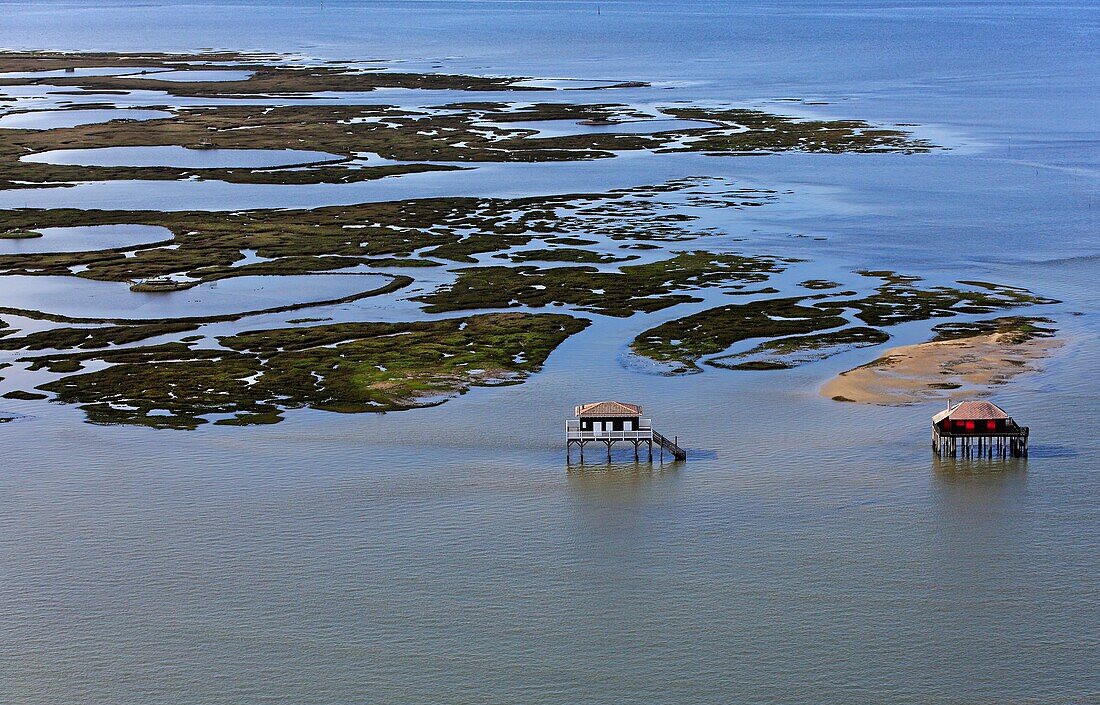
[0,49,1014,429]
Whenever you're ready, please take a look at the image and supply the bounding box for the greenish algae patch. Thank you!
[630,274,1058,373]
[2,390,47,400]
[0,52,934,189]
[799,279,841,290]
[0,201,526,284]
[496,248,639,264]
[711,326,890,370]
[544,237,599,246]
[662,108,933,155]
[0,321,199,351]
[418,251,789,317]
[0,182,746,284]
[929,315,1057,343]
[34,313,588,429]
[837,272,1060,326]
[632,297,850,373]
[0,51,547,96]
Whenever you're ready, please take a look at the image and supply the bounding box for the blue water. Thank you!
[22,146,344,169]
[0,224,171,254]
[0,2,1097,704]
[0,108,173,130]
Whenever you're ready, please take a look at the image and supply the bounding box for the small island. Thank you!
[129,277,198,293]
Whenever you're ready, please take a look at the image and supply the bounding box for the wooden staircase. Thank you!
[652,430,687,461]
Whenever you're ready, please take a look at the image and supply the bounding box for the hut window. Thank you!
[965,421,976,431]
[987,420,997,430]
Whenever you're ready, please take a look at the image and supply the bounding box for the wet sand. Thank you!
[822,330,1065,405]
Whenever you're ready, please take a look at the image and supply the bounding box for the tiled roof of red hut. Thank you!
[933,401,1011,423]
[574,401,642,417]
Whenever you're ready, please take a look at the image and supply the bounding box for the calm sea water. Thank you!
[0,2,1097,703]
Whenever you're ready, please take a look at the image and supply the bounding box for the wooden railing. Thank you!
[566,428,654,440]
[652,430,686,461]
[566,419,653,441]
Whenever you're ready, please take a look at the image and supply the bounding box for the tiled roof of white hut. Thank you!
[932,400,1011,424]
[575,401,642,417]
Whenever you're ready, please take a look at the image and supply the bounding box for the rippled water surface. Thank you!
[0,1,1097,704]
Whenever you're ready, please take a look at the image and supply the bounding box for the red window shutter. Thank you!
[987,420,997,430]
[966,421,975,431]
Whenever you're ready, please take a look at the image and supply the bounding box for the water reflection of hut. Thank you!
[932,400,1029,458]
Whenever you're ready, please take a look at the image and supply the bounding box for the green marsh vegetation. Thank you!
[418,252,792,317]
[630,274,1060,373]
[33,313,587,428]
[0,50,1045,427]
[0,52,932,191]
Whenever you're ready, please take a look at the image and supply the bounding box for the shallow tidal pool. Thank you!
[0,224,171,254]
[0,108,174,130]
[21,145,345,169]
[0,272,395,320]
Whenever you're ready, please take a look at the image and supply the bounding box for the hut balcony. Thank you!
[566,418,653,441]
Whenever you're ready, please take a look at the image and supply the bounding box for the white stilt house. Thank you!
[567,400,685,462]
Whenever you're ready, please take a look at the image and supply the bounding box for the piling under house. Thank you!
[566,401,686,462]
[932,400,1029,458]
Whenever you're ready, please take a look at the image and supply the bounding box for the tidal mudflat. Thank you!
[0,50,1065,426]
[0,50,976,427]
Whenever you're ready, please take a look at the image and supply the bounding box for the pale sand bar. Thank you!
[822,330,1064,405]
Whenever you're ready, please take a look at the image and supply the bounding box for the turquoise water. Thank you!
[0,2,1097,703]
